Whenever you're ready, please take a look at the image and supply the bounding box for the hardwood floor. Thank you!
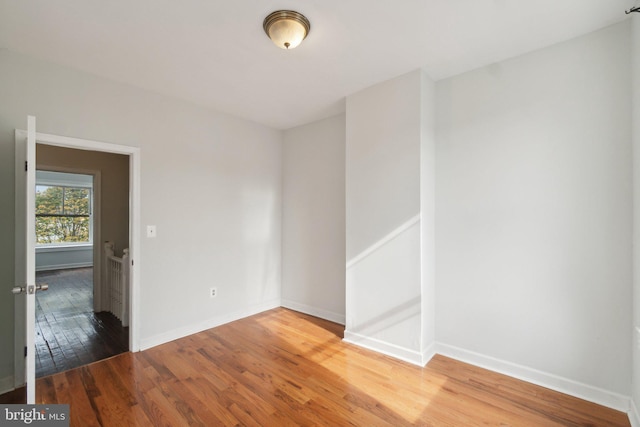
[27,308,629,426]
[35,268,129,377]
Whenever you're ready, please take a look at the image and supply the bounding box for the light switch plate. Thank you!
[146,225,157,238]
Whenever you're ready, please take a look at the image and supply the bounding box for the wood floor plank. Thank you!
[162,377,228,426]
[141,386,192,427]
[159,338,278,425]
[25,308,631,426]
[426,355,630,426]
[182,377,244,426]
[81,360,146,427]
[54,370,102,427]
[190,352,277,420]
[36,375,56,404]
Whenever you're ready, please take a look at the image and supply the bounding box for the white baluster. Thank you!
[103,242,114,313]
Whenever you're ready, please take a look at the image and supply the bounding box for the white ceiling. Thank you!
[0,1,634,130]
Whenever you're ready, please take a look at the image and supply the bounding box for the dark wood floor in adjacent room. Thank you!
[27,308,629,426]
[35,267,129,377]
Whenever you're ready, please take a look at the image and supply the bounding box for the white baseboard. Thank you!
[281,299,345,325]
[343,330,428,367]
[139,299,281,351]
[0,375,15,395]
[421,341,437,365]
[435,343,630,413]
[630,399,640,427]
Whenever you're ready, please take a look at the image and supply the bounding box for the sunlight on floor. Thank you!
[256,312,447,424]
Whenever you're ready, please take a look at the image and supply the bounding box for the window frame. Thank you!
[35,174,94,248]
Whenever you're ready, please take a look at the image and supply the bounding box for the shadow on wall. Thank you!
[346,215,422,353]
[347,296,421,339]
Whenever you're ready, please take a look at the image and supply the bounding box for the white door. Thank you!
[13,115,42,403]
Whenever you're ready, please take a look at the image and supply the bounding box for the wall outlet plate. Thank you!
[210,287,217,298]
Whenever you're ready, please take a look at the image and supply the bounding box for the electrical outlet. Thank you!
[209,287,217,298]
[636,327,640,350]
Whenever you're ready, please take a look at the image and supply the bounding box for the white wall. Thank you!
[632,13,640,423]
[345,70,424,361]
[0,49,283,385]
[421,72,437,355]
[346,72,422,260]
[281,114,346,323]
[35,246,93,271]
[436,20,632,400]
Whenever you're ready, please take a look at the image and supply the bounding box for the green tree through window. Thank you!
[36,185,91,244]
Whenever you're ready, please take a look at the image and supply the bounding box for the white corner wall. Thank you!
[436,20,633,407]
[421,71,437,358]
[0,49,283,385]
[345,70,434,364]
[632,13,640,426]
[282,114,346,324]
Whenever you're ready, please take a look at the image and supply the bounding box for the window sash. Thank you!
[35,185,91,216]
[35,184,93,246]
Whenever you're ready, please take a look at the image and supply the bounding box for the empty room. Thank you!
[1,1,640,425]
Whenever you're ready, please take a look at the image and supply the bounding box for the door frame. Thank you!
[14,129,141,387]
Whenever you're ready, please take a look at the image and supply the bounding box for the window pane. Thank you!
[36,216,90,244]
[63,188,90,215]
[35,185,91,244]
[35,185,63,215]
[36,186,90,215]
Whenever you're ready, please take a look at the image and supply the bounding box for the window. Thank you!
[35,172,93,246]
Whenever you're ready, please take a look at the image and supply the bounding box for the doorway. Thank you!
[33,168,129,377]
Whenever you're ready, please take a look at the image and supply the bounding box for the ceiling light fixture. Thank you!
[263,10,310,50]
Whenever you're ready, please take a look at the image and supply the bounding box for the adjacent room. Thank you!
[33,149,130,377]
[0,1,639,425]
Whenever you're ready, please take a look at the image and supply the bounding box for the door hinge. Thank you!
[25,161,28,172]
[24,346,27,357]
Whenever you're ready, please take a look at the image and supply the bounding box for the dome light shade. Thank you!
[263,10,310,49]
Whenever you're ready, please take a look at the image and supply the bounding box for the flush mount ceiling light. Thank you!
[263,10,310,50]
